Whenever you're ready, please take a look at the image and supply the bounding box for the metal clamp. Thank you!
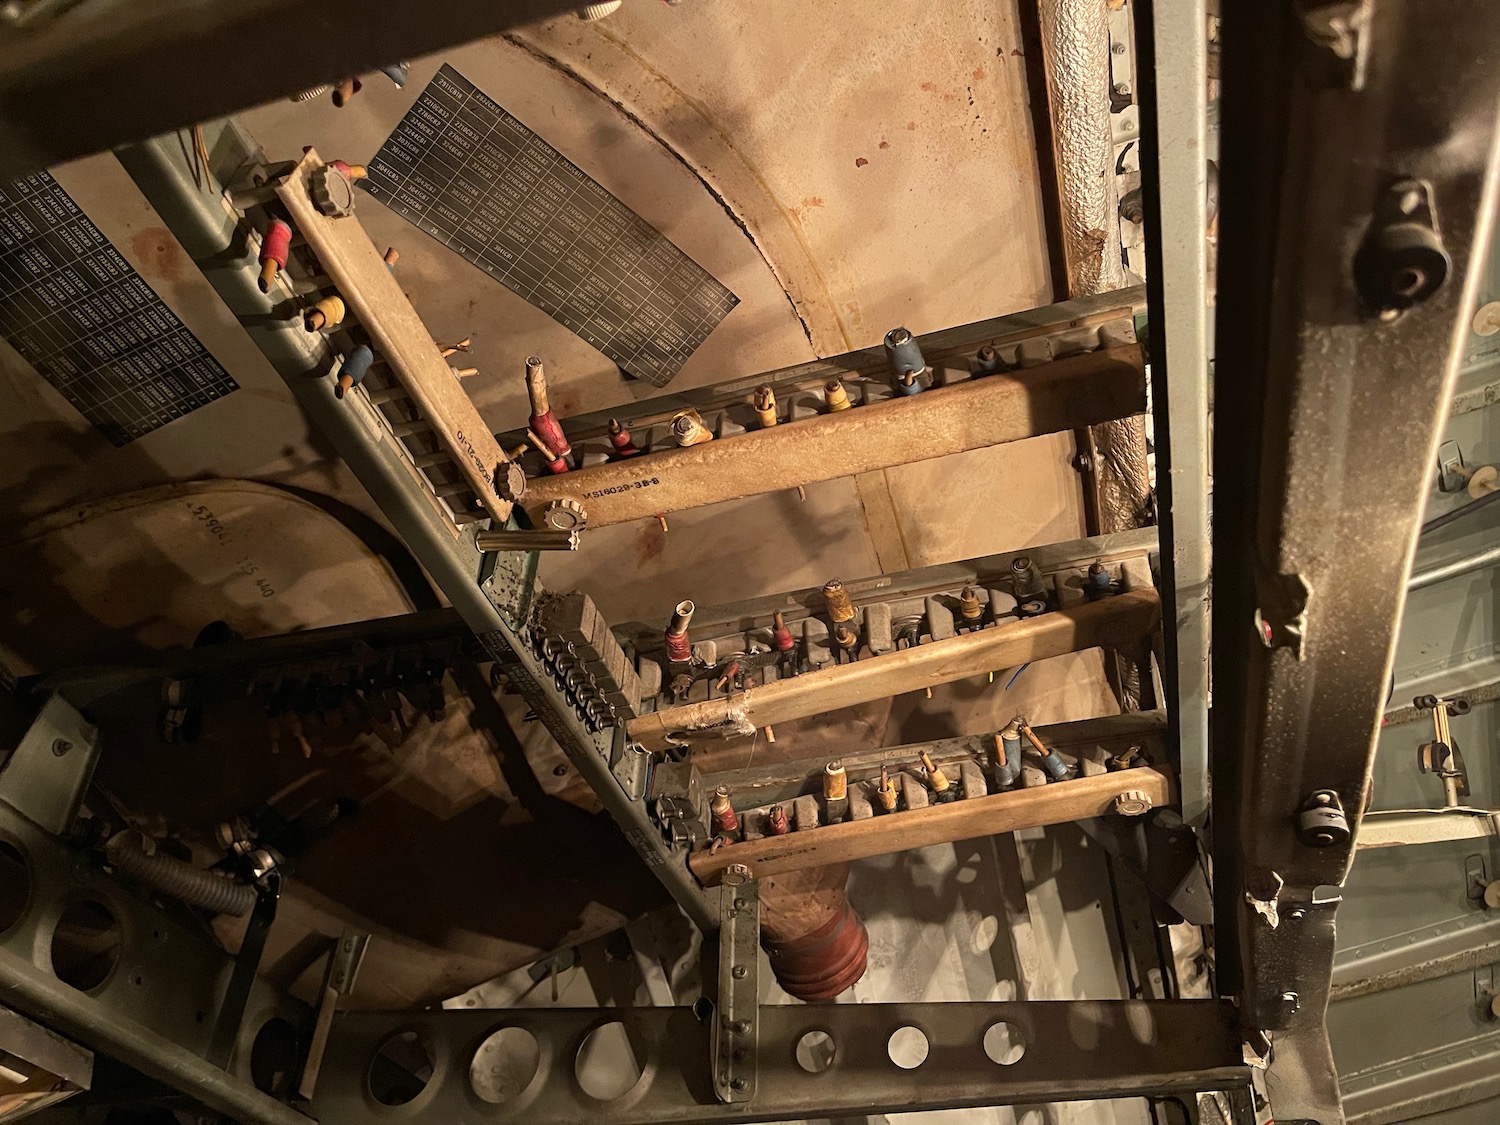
[712,864,759,1103]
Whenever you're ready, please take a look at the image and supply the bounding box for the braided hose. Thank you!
[106,837,255,917]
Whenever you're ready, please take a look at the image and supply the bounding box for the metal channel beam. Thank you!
[617,527,1158,653]
[1132,0,1211,828]
[499,288,1145,450]
[1331,912,1500,1001]
[0,790,304,1125]
[627,589,1160,752]
[0,0,580,181]
[117,124,718,933]
[1210,2,1500,1123]
[521,346,1145,529]
[1342,1027,1500,1125]
[313,1000,1250,1124]
[700,711,1167,807]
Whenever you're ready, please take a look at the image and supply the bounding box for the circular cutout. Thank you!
[471,1027,540,1105]
[368,1030,434,1107]
[0,840,31,934]
[575,1021,644,1101]
[250,1017,301,1096]
[983,1021,1026,1065]
[795,1030,836,1074]
[50,900,121,991]
[887,1026,929,1069]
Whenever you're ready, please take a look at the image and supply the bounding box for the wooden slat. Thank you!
[689,766,1175,884]
[626,589,1161,752]
[276,150,512,522]
[523,345,1145,528]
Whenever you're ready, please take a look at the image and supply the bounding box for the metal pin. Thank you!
[825,378,852,412]
[438,337,471,357]
[767,804,790,835]
[452,366,479,378]
[823,761,848,802]
[877,765,898,811]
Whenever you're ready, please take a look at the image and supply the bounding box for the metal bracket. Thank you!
[1437,440,1469,493]
[0,694,100,836]
[712,865,759,1103]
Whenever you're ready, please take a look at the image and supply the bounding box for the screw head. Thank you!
[731,1019,752,1034]
[732,965,748,979]
[51,738,71,757]
[731,1077,749,1092]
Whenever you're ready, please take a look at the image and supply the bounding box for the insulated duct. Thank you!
[1038,0,1128,296]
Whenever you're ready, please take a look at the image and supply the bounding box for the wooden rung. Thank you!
[366,386,409,405]
[451,509,485,524]
[390,420,431,438]
[411,450,454,468]
[432,479,475,499]
[689,765,1175,884]
[627,590,1160,752]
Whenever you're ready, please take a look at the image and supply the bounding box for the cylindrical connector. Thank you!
[895,369,923,395]
[258,219,292,293]
[767,804,790,835]
[974,344,1001,374]
[335,344,374,399]
[876,765,898,812]
[1011,555,1045,599]
[666,599,694,663]
[383,246,401,270]
[959,585,983,622]
[330,159,368,180]
[754,385,779,428]
[526,429,569,475]
[711,786,740,838]
[332,76,362,107]
[771,611,796,653]
[303,294,345,332]
[822,579,856,623]
[526,357,573,463]
[884,326,926,377]
[825,378,852,412]
[671,409,713,446]
[823,761,848,802]
[920,751,953,800]
[607,418,639,457]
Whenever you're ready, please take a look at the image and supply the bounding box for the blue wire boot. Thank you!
[1038,749,1070,782]
[335,345,374,399]
[1085,562,1114,599]
[974,344,1001,375]
[995,725,1022,789]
